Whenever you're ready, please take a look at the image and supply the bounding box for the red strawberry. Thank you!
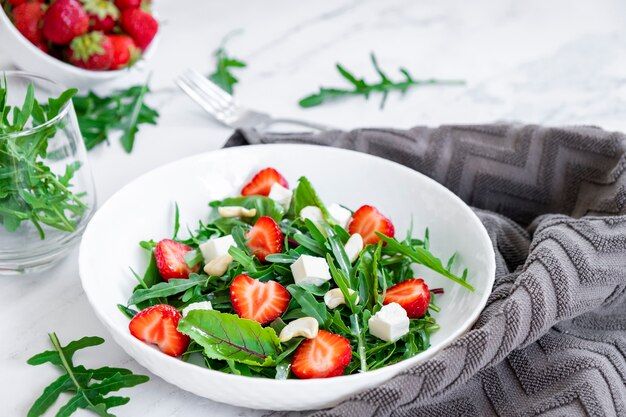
[245,216,283,262]
[154,239,199,282]
[108,34,139,69]
[291,330,352,379]
[68,31,114,70]
[241,167,288,197]
[129,304,190,357]
[119,8,158,50]
[8,0,42,6]
[348,205,395,246]
[383,278,431,318]
[12,2,45,45]
[83,0,120,32]
[230,274,290,325]
[42,0,89,45]
[115,0,141,9]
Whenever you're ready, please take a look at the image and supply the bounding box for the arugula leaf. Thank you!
[209,31,246,94]
[128,275,207,306]
[286,284,328,326]
[73,85,159,153]
[288,177,332,221]
[27,333,148,417]
[299,53,465,109]
[377,233,474,291]
[178,310,281,366]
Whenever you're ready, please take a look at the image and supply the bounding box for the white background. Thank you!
[1,0,625,416]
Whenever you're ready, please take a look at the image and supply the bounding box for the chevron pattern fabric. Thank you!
[225,125,626,417]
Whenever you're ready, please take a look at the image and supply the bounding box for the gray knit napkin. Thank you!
[225,125,626,417]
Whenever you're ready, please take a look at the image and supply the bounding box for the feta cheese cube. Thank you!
[199,235,235,262]
[268,183,293,210]
[290,254,332,286]
[344,233,364,263]
[368,303,410,342]
[300,206,323,223]
[182,301,213,317]
[328,203,352,228]
[299,206,327,236]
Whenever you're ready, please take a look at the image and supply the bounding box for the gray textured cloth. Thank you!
[225,125,626,417]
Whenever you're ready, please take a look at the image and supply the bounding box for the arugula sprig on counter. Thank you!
[27,333,149,417]
[209,31,247,94]
[0,79,87,239]
[73,84,159,153]
[299,53,465,109]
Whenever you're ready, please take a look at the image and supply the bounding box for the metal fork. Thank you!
[176,69,332,132]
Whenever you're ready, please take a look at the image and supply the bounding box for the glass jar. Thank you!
[0,71,96,274]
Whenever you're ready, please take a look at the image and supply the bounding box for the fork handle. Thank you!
[257,118,333,133]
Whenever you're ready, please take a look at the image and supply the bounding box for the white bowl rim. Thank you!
[79,143,496,388]
[0,6,159,80]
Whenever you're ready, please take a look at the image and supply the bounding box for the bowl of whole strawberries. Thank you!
[0,0,160,87]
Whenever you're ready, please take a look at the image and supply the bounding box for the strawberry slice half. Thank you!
[348,205,395,246]
[241,167,288,196]
[129,304,190,357]
[154,239,199,281]
[291,330,352,379]
[245,216,283,262]
[383,278,431,318]
[230,274,290,325]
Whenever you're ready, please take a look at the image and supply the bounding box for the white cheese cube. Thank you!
[299,206,327,236]
[268,183,293,210]
[328,203,352,228]
[344,233,364,263]
[182,301,213,317]
[290,254,332,286]
[368,303,410,342]
[300,206,323,223]
[199,235,235,263]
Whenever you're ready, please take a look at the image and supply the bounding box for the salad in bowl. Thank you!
[119,167,474,379]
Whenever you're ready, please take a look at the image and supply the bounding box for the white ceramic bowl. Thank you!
[0,7,159,89]
[79,144,496,411]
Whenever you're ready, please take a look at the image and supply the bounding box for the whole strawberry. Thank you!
[107,34,139,69]
[43,0,89,45]
[120,8,157,50]
[83,0,120,32]
[12,2,45,45]
[114,0,141,9]
[68,31,113,70]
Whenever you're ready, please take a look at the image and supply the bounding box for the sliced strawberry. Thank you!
[291,330,352,379]
[348,205,395,246]
[230,274,290,325]
[154,239,199,281]
[241,167,288,197]
[245,216,283,262]
[129,304,190,356]
[383,278,430,318]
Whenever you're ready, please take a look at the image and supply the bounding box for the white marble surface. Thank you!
[1,0,625,416]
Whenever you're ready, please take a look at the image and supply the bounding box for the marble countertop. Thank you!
[1,0,625,415]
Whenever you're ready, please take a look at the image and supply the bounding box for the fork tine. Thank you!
[176,75,225,119]
[184,69,235,107]
[180,72,234,113]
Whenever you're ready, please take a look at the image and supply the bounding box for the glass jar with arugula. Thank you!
[121,167,474,379]
[0,71,95,274]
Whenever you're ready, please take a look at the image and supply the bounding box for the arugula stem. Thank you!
[350,315,367,373]
[48,332,99,411]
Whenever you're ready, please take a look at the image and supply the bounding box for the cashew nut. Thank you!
[324,288,359,309]
[279,317,319,343]
[344,233,364,263]
[203,254,234,276]
[218,206,257,218]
